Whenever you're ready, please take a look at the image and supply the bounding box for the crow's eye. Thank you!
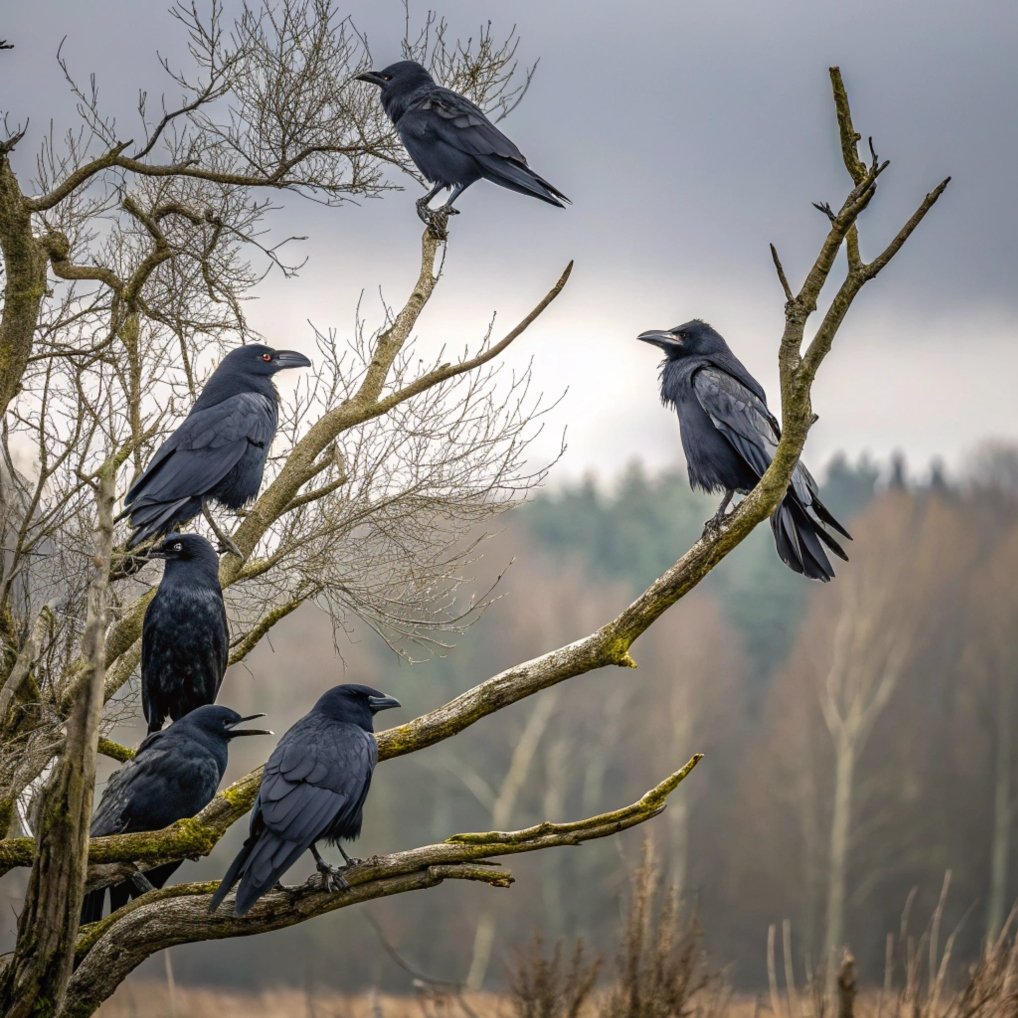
[382,73,393,81]
[173,542,183,552]
[260,353,273,363]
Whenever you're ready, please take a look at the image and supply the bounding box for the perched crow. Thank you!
[121,344,312,549]
[80,705,270,924]
[356,60,569,218]
[142,533,228,734]
[209,683,401,917]
[637,319,851,581]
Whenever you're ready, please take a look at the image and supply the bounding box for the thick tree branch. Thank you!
[0,467,115,1017]
[63,757,701,1016]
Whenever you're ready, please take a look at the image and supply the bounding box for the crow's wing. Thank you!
[692,366,777,477]
[90,733,221,837]
[402,87,527,162]
[230,720,376,903]
[260,720,376,843]
[692,366,819,506]
[125,393,276,509]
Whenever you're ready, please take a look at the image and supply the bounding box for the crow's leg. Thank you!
[202,505,243,558]
[310,844,349,892]
[337,844,363,867]
[415,182,445,219]
[129,869,157,896]
[416,185,461,238]
[438,183,465,213]
[702,490,736,538]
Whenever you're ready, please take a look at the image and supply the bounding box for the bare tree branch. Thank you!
[62,756,702,1016]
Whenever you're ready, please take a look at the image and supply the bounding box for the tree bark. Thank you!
[0,468,115,1018]
[0,150,48,420]
[823,732,855,977]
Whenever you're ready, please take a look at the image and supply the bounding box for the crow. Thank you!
[80,705,270,924]
[637,319,851,581]
[209,683,401,917]
[141,533,229,734]
[355,60,569,220]
[121,344,312,550]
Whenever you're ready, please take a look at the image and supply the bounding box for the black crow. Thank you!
[121,344,312,549]
[141,533,229,734]
[80,705,270,924]
[637,319,851,581]
[356,60,569,219]
[209,683,401,916]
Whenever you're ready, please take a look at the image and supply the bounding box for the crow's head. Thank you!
[176,705,273,741]
[150,532,220,574]
[219,344,312,378]
[637,319,727,360]
[314,683,402,730]
[355,60,433,93]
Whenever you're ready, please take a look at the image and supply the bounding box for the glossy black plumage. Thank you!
[209,684,401,917]
[638,319,851,581]
[356,60,569,214]
[121,344,311,548]
[141,533,228,733]
[80,705,270,924]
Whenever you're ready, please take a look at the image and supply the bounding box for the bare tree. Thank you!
[0,8,947,1011]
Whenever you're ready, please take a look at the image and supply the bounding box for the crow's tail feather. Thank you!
[209,838,253,913]
[811,492,852,540]
[80,888,106,925]
[771,496,847,582]
[124,496,202,549]
[477,155,570,208]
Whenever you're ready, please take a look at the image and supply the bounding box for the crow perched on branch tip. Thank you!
[356,60,569,222]
[638,319,850,581]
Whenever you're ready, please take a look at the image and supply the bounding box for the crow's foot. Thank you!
[338,846,363,867]
[316,859,349,893]
[202,506,242,558]
[415,197,458,238]
[701,509,733,540]
[216,535,244,558]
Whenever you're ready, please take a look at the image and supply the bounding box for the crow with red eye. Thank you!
[120,343,311,552]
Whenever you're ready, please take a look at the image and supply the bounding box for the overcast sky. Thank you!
[3,0,1015,485]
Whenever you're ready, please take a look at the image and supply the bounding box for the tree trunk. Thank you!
[0,155,47,420]
[824,733,855,982]
[0,470,114,1018]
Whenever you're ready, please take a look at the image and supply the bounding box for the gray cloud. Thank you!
[2,0,1014,481]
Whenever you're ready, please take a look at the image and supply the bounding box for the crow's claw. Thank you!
[316,859,349,893]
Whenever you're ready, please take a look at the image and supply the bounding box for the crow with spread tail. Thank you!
[356,60,569,220]
[80,706,270,924]
[209,684,400,916]
[120,344,311,550]
[638,319,850,581]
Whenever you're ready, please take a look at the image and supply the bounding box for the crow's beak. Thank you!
[636,329,682,352]
[272,350,312,370]
[355,70,387,87]
[368,694,402,713]
[227,713,273,737]
[146,549,171,560]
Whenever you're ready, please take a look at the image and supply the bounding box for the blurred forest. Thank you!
[13,442,1017,1003]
